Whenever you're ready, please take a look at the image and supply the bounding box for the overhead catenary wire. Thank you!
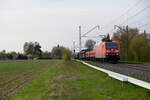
[120,5,150,25]
[105,0,144,35]
[105,0,144,27]
[138,22,150,28]
[82,25,100,37]
[128,15,150,26]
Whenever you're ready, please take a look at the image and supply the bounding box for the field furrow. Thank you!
[0,60,56,100]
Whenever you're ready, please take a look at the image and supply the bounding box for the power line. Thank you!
[105,0,144,27]
[82,25,100,37]
[128,15,150,26]
[121,5,150,25]
[138,22,150,28]
[105,0,144,35]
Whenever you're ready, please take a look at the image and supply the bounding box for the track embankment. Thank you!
[86,61,150,81]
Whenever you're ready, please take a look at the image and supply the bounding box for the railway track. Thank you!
[119,63,150,71]
[85,61,150,81]
[105,63,150,72]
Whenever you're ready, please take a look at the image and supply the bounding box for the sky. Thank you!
[0,0,150,52]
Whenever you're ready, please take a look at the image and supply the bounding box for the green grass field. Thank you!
[0,60,57,99]
[10,60,150,100]
[0,61,55,81]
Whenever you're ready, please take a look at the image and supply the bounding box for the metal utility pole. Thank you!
[79,25,100,52]
[114,25,129,61]
[73,41,75,53]
[79,26,81,52]
[126,25,128,62]
[144,30,146,34]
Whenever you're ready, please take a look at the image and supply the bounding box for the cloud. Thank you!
[0,0,149,52]
[0,0,32,9]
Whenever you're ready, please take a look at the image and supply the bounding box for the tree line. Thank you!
[0,42,70,60]
[84,28,150,62]
[112,27,150,62]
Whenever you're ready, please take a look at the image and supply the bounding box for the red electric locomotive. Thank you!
[85,41,120,63]
[94,41,120,62]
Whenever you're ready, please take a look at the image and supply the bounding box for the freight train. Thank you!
[75,41,120,63]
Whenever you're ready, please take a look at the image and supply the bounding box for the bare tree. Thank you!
[85,39,96,49]
[23,42,42,58]
[51,45,67,59]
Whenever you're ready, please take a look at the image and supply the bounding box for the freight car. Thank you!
[76,41,120,63]
[76,49,92,60]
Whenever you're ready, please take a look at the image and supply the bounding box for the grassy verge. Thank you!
[12,60,150,100]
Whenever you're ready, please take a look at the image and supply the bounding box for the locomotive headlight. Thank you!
[114,50,119,52]
[106,50,110,52]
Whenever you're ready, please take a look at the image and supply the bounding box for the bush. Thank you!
[63,50,71,61]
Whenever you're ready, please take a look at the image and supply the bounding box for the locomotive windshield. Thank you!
[106,43,118,49]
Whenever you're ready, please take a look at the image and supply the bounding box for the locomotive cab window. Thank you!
[106,43,118,49]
